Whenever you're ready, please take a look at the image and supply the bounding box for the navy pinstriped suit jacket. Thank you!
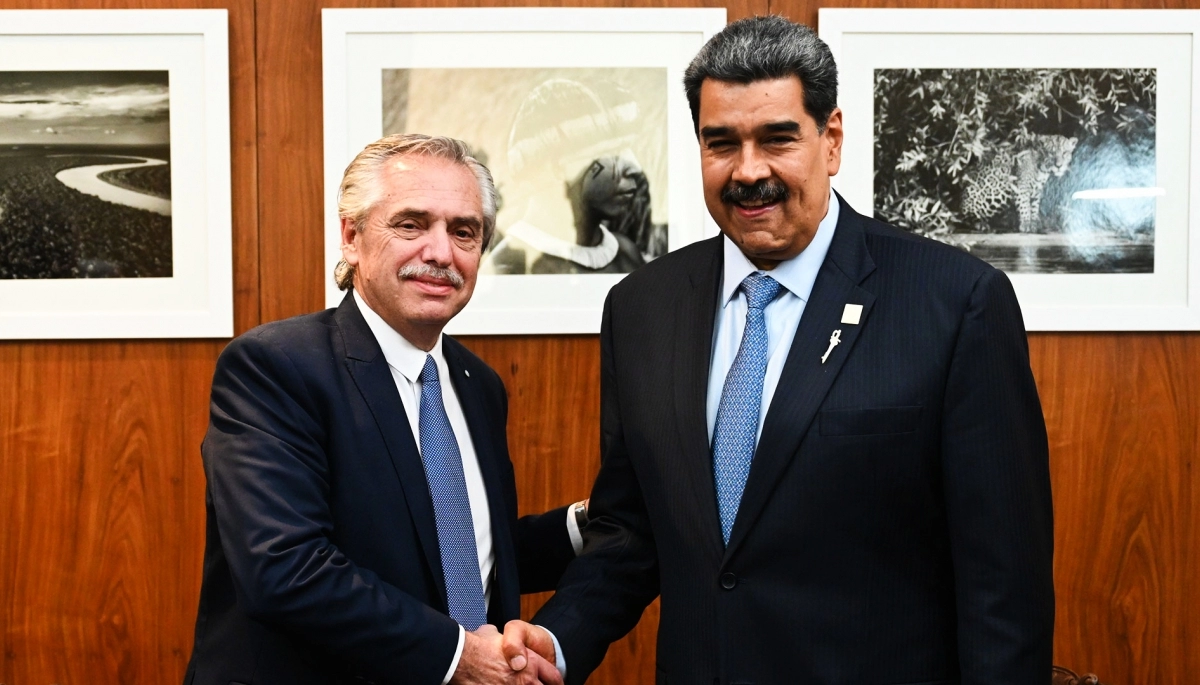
[535,196,1054,685]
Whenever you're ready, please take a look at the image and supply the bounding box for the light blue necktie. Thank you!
[712,273,782,545]
[418,355,487,630]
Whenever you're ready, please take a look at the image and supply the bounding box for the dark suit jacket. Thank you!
[534,198,1054,685]
[185,294,574,685]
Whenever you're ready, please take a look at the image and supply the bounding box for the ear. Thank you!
[340,217,361,267]
[823,107,844,177]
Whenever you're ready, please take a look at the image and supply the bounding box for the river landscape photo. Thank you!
[0,71,171,279]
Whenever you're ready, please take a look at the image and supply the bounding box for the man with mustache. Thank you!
[185,134,581,685]
[505,15,1054,685]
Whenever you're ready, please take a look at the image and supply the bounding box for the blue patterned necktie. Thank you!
[418,355,487,630]
[712,272,783,545]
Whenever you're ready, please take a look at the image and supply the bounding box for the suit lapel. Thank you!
[443,339,518,621]
[672,237,728,558]
[724,200,878,559]
[335,294,447,605]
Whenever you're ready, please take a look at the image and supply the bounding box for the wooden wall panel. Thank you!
[1029,333,1199,685]
[0,1,257,684]
[0,341,223,683]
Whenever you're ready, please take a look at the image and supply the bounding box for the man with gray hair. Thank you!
[504,15,1054,685]
[185,133,582,685]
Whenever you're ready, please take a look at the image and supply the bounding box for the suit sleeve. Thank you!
[203,333,460,685]
[532,291,661,685]
[940,268,1054,684]
[514,505,574,593]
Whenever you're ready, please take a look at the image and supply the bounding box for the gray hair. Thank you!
[334,133,498,291]
[683,15,838,134]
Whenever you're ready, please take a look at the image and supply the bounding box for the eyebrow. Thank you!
[699,120,802,141]
[385,209,482,231]
[699,125,732,140]
[385,209,430,224]
[453,215,484,232]
[763,121,801,134]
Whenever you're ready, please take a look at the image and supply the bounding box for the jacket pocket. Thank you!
[819,405,923,436]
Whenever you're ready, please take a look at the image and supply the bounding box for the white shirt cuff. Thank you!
[541,626,567,679]
[566,506,584,555]
[441,625,466,685]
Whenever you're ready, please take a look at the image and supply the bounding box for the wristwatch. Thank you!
[572,499,589,530]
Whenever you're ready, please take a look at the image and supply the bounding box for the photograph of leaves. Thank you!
[874,68,1156,274]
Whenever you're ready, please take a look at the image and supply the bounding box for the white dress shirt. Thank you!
[706,189,840,443]
[355,291,584,683]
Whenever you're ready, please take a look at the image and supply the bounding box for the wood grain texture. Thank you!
[0,1,256,684]
[1029,333,1199,685]
[0,340,223,683]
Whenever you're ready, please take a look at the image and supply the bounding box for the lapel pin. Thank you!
[821,329,842,364]
[464,369,470,377]
[841,304,863,325]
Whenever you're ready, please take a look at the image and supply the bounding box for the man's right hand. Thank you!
[450,624,562,685]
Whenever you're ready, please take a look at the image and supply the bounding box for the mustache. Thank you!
[397,263,465,289]
[721,180,790,205]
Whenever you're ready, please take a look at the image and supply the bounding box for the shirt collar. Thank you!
[719,188,840,307]
[353,289,443,384]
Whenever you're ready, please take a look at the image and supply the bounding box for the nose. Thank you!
[732,142,770,186]
[421,222,454,266]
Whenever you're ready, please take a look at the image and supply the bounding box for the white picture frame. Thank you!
[820,9,1200,331]
[322,7,726,334]
[0,9,232,339]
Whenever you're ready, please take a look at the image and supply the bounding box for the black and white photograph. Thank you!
[324,7,724,333]
[382,67,668,276]
[874,67,1156,274]
[0,70,172,280]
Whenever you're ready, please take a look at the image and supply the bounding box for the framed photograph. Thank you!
[323,8,726,334]
[820,9,1200,330]
[0,9,231,340]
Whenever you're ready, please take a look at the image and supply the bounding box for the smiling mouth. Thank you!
[736,198,775,208]
[722,180,789,213]
[398,263,464,289]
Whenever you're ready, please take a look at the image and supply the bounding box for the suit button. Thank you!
[720,572,737,590]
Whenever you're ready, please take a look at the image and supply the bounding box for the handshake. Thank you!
[451,620,563,685]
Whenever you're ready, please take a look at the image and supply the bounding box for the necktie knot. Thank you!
[741,273,782,311]
[420,355,439,385]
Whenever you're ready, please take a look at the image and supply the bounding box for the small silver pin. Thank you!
[841,304,863,325]
[464,369,470,377]
[821,329,842,364]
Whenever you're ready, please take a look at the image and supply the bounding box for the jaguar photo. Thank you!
[873,68,1156,274]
